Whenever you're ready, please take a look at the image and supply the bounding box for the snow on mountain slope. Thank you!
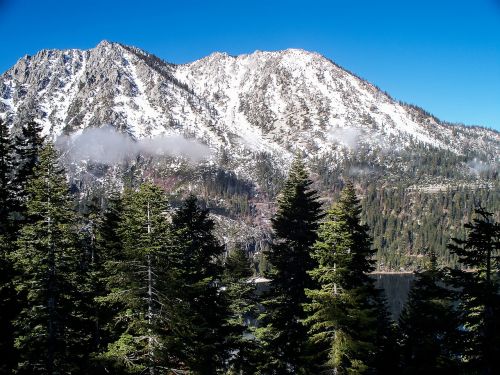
[1,41,499,168]
[175,49,448,153]
[1,41,499,270]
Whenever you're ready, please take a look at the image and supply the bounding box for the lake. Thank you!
[373,273,415,320]
[251,273,415,322]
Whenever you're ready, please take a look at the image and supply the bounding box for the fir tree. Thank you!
[75,194,120,375]
[304,182,394,374]
[11,120,45,224]
[0,117,17,373]
[90,194,129,374]
[0,117,14,233]
[398,250,461,374]
[223,246,259,375]
[98,183,182,374]
[169,194,231,374]
[448,207,500,374]
[257,157,323,374]
[10,143,89,374]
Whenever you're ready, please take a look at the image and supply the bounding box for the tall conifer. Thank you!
[10,143,88,374]
[11,120,45,224]
[99,183,181,374]
[448,207,500,374]
[168,195,231,374]
[223,246,259,375]
[398,250,461,374]
[305,182,393,374]
[0,117,17,374]
[257,157,323,374]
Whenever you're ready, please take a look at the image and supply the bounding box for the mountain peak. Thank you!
[94,40,130,54]
[0,42,498,163]
[208,51,231,59]
[95,39,115,48]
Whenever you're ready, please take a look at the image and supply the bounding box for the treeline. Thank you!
[0,118,499,374]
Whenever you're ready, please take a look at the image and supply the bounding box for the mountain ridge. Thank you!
[1,42,498,152]
[0,41,498,270]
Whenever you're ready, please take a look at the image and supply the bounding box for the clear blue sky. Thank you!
[1,0,499,131]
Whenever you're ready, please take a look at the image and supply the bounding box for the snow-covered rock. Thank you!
[1,41,498,173]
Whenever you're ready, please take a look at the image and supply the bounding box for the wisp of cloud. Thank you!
[327,126,363,149]
[57,126,211,164]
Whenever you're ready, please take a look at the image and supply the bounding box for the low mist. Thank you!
[327,126,363,150]
[57,126,211,164]
[467,158,496,176]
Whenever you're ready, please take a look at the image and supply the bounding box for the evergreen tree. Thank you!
[448,207,500,374]
[398,250,461,374]
[0,117,14,233]
[75,194,121,375]
[0,117,17,373]
[10,143,90,374]
[89,194,130,374]
[304,182,394,374]
[98,183,183,374]
[169,195,231,374]
[223,246,259,375]
[257,158,323,374]
[11,120,45,223]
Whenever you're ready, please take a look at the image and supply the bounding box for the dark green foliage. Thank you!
[0,118,14,233]
[1,116,497,374]
[0,239,17,374]
[98,183,183,374]
[448,207,500,374]
[11,121,45,221]
[91,194,126,369]
[362,185,500,270]
[75,194,121,375]
[201,167,255,217]
[257,158,323,374]
[223,246,260,375]
[305,182,394,374]
[398,250,462,374]
[0,118,17,373]
[10,143,90,374]
[169,195,232,374]
[308,147,500,271]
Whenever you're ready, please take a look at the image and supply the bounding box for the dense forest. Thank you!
[0,119,499,374]
[110,145,499,272]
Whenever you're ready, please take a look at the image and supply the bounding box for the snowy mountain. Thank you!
[1,41,498,164]
[1,41,499,269]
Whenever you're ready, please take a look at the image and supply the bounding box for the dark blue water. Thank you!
[373,273,415,320]
[249,273,415,325]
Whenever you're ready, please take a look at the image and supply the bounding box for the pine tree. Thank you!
[169,194,231,374]
[257,157,323,374]
[223,246,259,375]
[98,183,183,374]
[304,182,394,374]
[10,143,90,374]
[448,207,500,374]
[398,250,461,374]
